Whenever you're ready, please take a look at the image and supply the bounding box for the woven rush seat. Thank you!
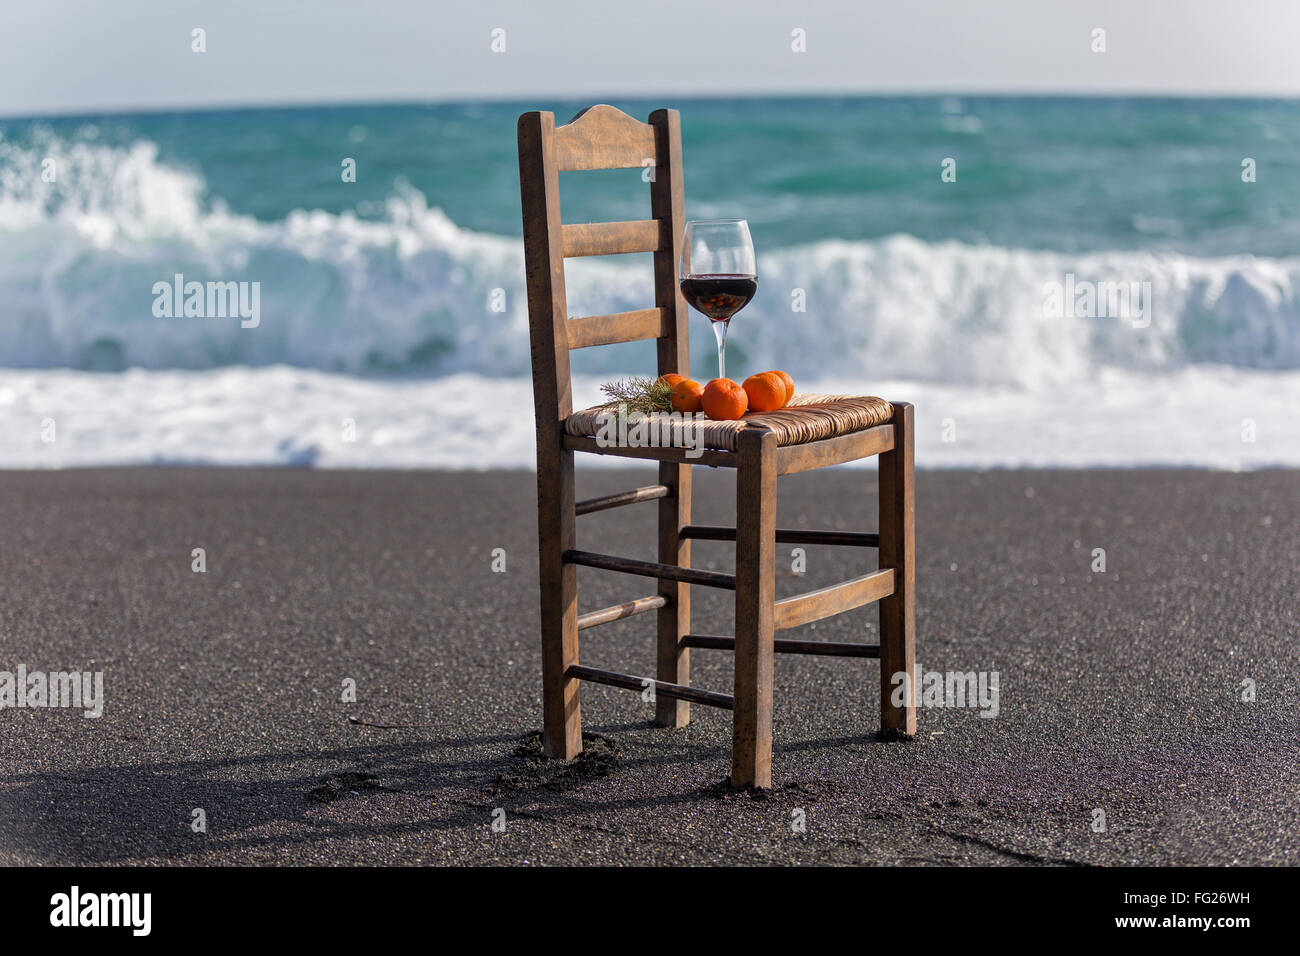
[565,393,894,451]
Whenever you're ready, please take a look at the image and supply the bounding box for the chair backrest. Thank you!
[517,105,689,439]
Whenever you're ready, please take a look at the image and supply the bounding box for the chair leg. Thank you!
[879,402,917,735]
[732,427,777,788]
[538,446,582,758]
[655,460,691,727]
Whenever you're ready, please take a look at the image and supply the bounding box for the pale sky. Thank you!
[3,0,1299,116]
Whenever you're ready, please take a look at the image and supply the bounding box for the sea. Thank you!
[1,96,1298,468]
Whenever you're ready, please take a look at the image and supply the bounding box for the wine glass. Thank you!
[679,220,757,380]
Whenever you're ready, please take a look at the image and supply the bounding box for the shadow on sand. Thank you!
[0,721,887,863]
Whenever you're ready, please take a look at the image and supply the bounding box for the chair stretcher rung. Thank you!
[682,634,881,658]
[778,424,895,475]
[575,484,670,516]
[576,594,666,631]
[563,434,738,469]
[567,664,733,710]
[680,525,879,547]
[563,549,735,589]
[773,568,896,631]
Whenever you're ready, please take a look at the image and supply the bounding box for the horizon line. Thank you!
[4,87,1300,122]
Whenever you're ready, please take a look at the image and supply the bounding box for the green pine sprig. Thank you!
[598,375,676,414]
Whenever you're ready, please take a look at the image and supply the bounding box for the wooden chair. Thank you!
[517,105,915,788]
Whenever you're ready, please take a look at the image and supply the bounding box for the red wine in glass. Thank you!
[679,220,757,380]
[679,274,758,321]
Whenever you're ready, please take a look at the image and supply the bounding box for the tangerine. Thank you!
[743,372,787,413]
[701,378,749,421]
[763,369,795,406]
[670,379,705,413]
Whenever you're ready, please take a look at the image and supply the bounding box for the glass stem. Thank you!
[712,319,729,380]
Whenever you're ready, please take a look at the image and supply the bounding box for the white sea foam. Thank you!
[2,367,1297,470]
[1,137,1298,469]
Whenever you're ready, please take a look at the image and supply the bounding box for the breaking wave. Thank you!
[2,136,1299,386]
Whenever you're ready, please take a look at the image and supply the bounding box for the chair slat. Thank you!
[562,434,737,469]
[562,220,665,258]
[577,594,666,631]
[567,664,734,710]
[566,308,668,349]
[681,525,880,547]
[682,634,881,658]
[575,484,670,516]
[773,568,896,631]
[553,105,658,171]
[563,548,736,590]
[777,424,895,475]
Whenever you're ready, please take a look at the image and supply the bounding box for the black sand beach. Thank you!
[1,467,1297,866]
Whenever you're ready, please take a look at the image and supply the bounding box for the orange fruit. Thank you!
[763,369,795,406]
[743,372,787,413]
[656,373,686,389]
[701,378,748,421]
[669,379,704,413]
